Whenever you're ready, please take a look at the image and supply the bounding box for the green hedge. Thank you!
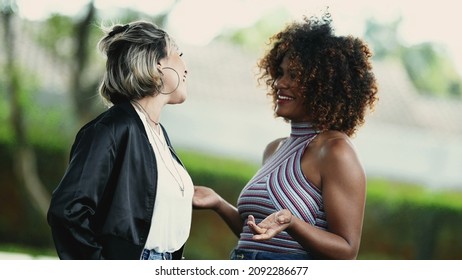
[1,147,461,259]
[360,179,462,259]
[178,150,462,260]
[177,150,258,260]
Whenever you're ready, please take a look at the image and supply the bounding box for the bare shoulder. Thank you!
[316,131,357,161]
[315,131,365,185]
[262,137,287,164]
[314,131,362,173]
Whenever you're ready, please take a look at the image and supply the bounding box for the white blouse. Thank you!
[132,104,194,253]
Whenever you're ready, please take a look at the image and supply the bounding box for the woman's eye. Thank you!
[289,71,297,80]
[275,68,283,77]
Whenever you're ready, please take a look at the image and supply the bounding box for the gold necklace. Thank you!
[132,101,185,196]
[149,126,185,196]
[132,100,159,126]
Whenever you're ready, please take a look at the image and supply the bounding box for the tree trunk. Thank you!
[71,0,96,126]
[2,2,50,218]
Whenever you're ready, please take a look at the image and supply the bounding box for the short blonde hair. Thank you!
[97,20,177,106]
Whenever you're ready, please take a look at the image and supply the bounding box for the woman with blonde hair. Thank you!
[48,20,192,260]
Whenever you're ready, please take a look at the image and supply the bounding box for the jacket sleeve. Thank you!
[47,122,116,259]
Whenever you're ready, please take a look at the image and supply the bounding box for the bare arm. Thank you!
[193,186,243,237]
[192,138,292,239]
[307,137,366,259]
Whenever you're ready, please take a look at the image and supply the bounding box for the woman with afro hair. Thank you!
[193,13,378,260]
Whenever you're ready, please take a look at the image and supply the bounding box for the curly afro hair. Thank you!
[258,14,378,136]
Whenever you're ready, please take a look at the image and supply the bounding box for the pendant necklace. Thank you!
[132,101,185,196]
[132,100,160,131]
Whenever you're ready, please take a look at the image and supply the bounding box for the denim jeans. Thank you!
[140,249,173,260]
[230,248,313,260]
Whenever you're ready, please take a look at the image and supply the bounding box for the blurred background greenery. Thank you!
[1,0,461,259]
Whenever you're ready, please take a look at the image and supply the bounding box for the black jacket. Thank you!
[47,101,185,260]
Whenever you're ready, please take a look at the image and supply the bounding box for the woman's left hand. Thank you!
[247,209,293,240]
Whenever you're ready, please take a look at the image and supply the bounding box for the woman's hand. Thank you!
[193,186,243,237]
[192,186,222,210]
[247,209,293,240]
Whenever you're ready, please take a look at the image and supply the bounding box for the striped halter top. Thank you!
[236,122,327,254]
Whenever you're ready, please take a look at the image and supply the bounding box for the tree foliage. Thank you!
[364,17,462,98]
[0,0,180,250]
[217,8,291,53]
[402,43,462,97]
[222,13,462,99]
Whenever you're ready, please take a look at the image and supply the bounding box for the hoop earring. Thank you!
[160,67,180,95]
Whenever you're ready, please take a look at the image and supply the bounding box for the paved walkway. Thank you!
[0,252,56,260]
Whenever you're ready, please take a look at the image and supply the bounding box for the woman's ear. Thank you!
[156,63,163,74]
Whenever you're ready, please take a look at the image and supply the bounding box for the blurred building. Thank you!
[164,42,462,190]
[2,18,462,190]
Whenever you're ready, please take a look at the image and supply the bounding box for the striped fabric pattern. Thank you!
[236,122,327,254]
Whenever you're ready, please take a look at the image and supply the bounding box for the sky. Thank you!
[14,0,462,73]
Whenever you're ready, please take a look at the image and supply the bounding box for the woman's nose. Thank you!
[275,76,288,89]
